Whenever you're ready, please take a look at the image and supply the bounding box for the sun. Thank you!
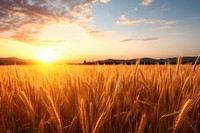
[37,48,58,63]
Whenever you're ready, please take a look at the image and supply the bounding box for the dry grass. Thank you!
[0,63,200,133]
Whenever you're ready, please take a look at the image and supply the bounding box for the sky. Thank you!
[0,0,200,62]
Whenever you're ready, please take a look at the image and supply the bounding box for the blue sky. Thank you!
[0,0,199,61]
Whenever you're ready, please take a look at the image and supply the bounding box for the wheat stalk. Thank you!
[79,98,89,133]
[192,56,199,72]
[92,112,106,133]
[173,99,192,132]
[48,95,62,133]
[19,91,35,117]
[176,56,182,74]
[137,113,147,133]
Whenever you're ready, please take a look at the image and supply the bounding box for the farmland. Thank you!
[0,64,199,133]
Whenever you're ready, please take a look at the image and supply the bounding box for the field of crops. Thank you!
[0,63,199,133]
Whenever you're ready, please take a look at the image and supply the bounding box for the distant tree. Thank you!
[83,60,87,64]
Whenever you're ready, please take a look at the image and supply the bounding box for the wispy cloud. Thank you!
[0,0,97,44]
[165,20,177,25]
[171,32,185,35]
[116,15,178,29]
[120,37,158,42]
[116,15,162,25]
[116,15,144,24]
[158,26,173,29]
[140,0,154,6]
[42,40,65,43]
[83,15,93,22]
[80,23,113,38]
[37,40,66,46]
[155,20,177,30]
[116,15,143,24]
[88,30,113,38]
[12,32,39,43]
[99,0,111,4]
[11,32,66,46]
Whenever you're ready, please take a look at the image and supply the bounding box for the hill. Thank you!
[85,56,200,65]
[0,57,41,65]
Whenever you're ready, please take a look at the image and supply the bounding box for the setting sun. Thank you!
[37,48,58,63]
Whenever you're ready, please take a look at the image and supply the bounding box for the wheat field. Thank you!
[0,63,199,133]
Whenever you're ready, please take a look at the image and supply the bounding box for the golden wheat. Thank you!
[173,99,192,132]
[0,64,199,132]
[137,113,147,133]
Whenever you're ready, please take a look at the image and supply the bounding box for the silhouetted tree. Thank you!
[83,60,87,64]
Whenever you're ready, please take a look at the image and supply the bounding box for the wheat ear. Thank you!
[138,113,147,133]
[173,99,192,132]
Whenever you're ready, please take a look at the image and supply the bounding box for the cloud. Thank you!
[0,0,97,44]
[12,32,66,46]
[42,40,66,43]
[89,30,106,37]
[80,23,113,38]
[158,26,172,29]
[155,21,177,30]
[116,15,162,25]
[83,15,93,22]
[12,32,39,43]
[165,20,177,25]
[99,0,110,4]
[140,0,154,6]
[88,30,113,38]
[171,32,185,35]
[116,15,178,29]
[116,15,145,24]
[120,37,158,42]
[38,40,66,46]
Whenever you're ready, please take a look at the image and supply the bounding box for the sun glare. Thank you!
[37,48,58,63]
